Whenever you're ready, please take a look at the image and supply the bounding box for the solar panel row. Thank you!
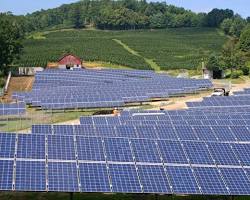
[1,133,250,194]
[13,69,212,109]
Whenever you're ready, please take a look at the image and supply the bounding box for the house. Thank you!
[57,54,83,69]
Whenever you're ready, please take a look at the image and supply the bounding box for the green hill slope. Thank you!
[16,28,226,70]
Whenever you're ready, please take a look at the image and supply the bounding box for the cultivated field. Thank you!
[16,28,226,70]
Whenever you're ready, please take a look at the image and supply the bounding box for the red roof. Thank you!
[58,54,82,65]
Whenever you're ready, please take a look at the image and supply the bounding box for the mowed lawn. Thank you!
[16,28,226,70]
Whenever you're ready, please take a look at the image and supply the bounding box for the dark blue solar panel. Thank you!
[155,125,178,140]
[157,140,188,164]
[109,164,142,193]
[79,163,110,192]
[174,126,198,141]
[80,117,93,125]
[130,139,161,163]
[231,143,250,166]
[212,126,236,142]
[182,141,214,165]
[166,166,200,194]
[47,135,75,160]
[104,138,133,162]
[193,126,218,141]
[207,143,240,166]
[0,160,13,190]
[17,135,45,159]
[230,126,250,141]
[15,161,46,191]
[137,165,171,193]
[48,162,79,192]
[135,126,158,139]
[0,133,16,158]
[76,137,105,161]
[194,167,229,195]
[32,125,52,134]
[53,125,74,135]
[116,126,137,138]
[74,125,95,136]
[220,168,250,195]
[95,125,116,137]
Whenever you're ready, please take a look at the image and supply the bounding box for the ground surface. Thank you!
[0,192,248,200]
[16,28,226,70]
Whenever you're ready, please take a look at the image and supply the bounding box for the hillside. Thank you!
[16,28,226,70]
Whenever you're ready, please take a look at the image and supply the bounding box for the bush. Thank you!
[231,71,241,79]
[241,66,250,75]
[0,78,5,88]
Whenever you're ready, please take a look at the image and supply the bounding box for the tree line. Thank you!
[3,0,249,31]
[206,14,250,78]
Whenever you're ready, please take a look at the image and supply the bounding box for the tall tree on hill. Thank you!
[205,8,234,27]
[239,27,250,52]
[0,13,23,74]
[70,5,84,29]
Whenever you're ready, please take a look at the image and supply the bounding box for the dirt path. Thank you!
[113,39,161,71]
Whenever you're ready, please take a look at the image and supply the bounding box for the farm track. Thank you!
[113,39,161,71]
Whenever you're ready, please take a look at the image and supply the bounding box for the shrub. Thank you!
[231,71,241,79]
[241,66,250,75]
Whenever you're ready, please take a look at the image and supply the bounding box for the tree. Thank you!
[205,8,234,27]
[0,14,23,74]
[221,39,245,75]
[206,54,221,71]
[221,18,233,35]
[247,17,250,23]
[239,26,250,52]
[149,13,165,28]
[229,17,247,37]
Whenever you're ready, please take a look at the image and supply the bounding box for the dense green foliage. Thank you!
[7,0,244,32]
[239,27,250,52]
[221,16,248,37]
[15,28,226,70]
[0,13,23,74]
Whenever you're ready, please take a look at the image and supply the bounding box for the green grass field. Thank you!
[16,28,226,70]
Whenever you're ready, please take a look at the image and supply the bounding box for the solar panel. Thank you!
[116,126,137,138]
[95,125,116,137]
[17,135,45,159]
[15,161,46,191]
[76,137,105,161]
[211,126,238,142]
[0,133,16,158]
[155,125,178,140]
[74,125,95,136]
[231,143,250,166]
[130,139,161,163]
[166,166,201,194]
[109,164,142,193]
[47,135,76,160]
[53,125,74,135]
[79,163,111,192]
[0,160,14,190]
[32,125,52,134]
[104,138,133,162]
[137,165,171,193]
[182,141,214,165]
[193,126,218,141]
[220,167,250,195]
[174,126,198,141]
[193,167,229,195]
[230,126,250,141]
[48,162,79,192]
[207,143,240,166]
[135,126,158,139]
[157,140,188,164]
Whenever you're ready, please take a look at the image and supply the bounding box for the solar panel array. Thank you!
[0,102,26,116]
[1,131,250,195]
[12,69,212,109]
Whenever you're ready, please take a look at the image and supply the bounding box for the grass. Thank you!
[0,107,112,132]
[113,39,161,71]
[16,28,226,70]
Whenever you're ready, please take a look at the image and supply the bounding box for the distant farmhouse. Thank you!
[47,54,83,69]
